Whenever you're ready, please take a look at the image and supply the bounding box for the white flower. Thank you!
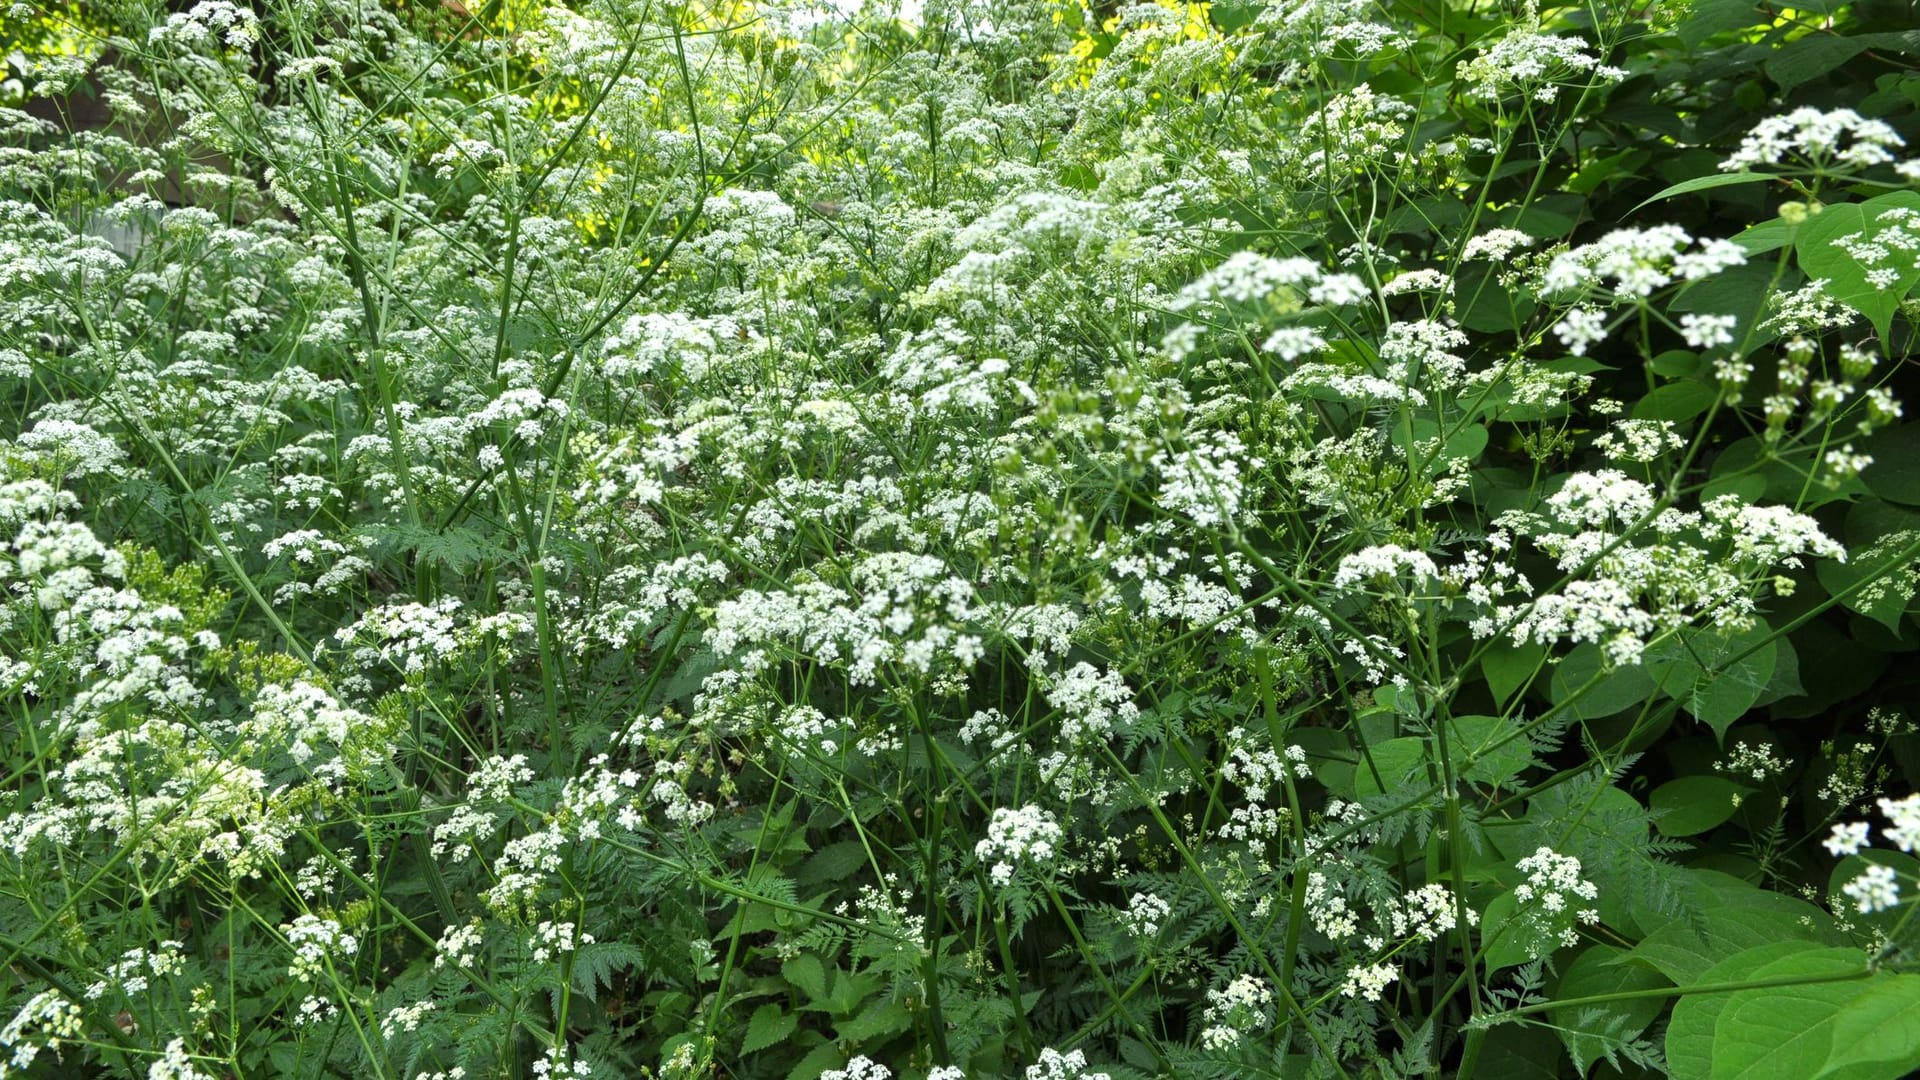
[1122,892,1171,938]
[1340,962,1399,1001]
[1679,313,1738,349]
[1024,1048,1109,1080]
[819,1056,891,1080]
[1554,306,1608,356]
[1721,108,1906,172]
[1824,821,1871,857]
[1879,794,1920,853]
[1462,229,1535,261]
[1841,864,1900,913]
[976,805,1063,888]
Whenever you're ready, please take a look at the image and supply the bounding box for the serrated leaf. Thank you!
[743,1003,798,1055]
[835,999,911,1043]
[782,954,827,1002]
[797,840,870,888]
[786,1041,846,1080]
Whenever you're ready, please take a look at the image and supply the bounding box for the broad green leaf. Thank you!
[1388,417,1488,476]
[1783,617,1888,714]
[1449,714,1535,789]
[1550,643,1656,720]
[1665,941,1836,1079]
[782,954,827,1002]
[1730,219,1793,256]
[799,841,870,887]
[1478,890,1538,974]
[1480,638,1546,707]
[1207,0,1264,31]
[1521,781,1656,932]
[743,1003,798,1054]
[1701,473,1767,505]
[1707,950,1886,1080]
[1475,1021,1565,1079]
[1629,172,1772,215]
[1815,975,1920,1079]
[1815,499,1920,635]
[835,999,911,1042]
[1551,944,1672,1075]
[786,1042,847,1080]
[1677,0,1762,47]
[1650,775,1746,836]
[1827,850,1920,944]
[1766,31,1920,94]
[1861,422,1920,506]
[1631,380,1719,424]
[1644,623,1779,739]
[1354,736,1426,799]
[1795,191,1920,341]
[1624,887,1835,985]
[1671,261,1779,344]
[1567,148,1648,195]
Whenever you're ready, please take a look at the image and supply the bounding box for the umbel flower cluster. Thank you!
[0,1,1917,1079]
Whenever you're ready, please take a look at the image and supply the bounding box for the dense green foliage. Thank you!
[2,0,1919,1077]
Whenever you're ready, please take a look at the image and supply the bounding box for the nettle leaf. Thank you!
[834,998,911,1043]
[1551,944,1672,1076]
[1794,191,1920,341]
[742,1003,798,1055]
[782,954,828,1003]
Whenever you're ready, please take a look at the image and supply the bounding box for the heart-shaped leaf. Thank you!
[1795,191,1920,341]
